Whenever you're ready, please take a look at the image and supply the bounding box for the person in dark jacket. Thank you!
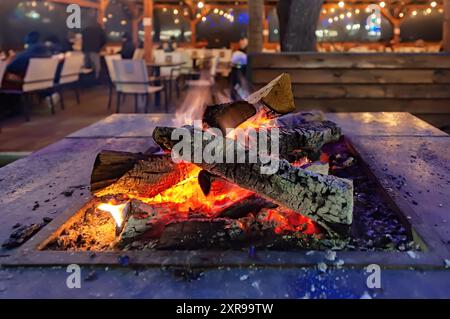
[82,22,106,79]
[6,31,50,77]
[119,33,135,59]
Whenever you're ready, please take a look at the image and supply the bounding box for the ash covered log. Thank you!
[156,120,342,161]
[157,219,245,250]
[91,151,192,199]
[272,121,342,155]
[152,126,353,235]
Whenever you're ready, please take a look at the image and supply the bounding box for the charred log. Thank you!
[218,194,277,219]
[91,151,192,199]
[155,121,342,161]
[152,126,353,235]
[203,101,257,134]
[156,219,245,250]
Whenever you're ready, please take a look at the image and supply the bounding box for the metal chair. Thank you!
[56,53,84,109]
[1,58,59,121]
[105,54,122,110]
[113,59,165,113]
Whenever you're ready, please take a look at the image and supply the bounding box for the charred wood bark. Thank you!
[152,126,353,235]
[155,121,341,161]
[202,101,256,135]
[218,194,277,219]
[91,150,192,199]
[157,219,245,249]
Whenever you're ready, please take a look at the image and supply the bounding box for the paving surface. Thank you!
[0,113,449,298]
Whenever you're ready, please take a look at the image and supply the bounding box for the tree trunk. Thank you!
[248,0,264,54]
[277,0,324,52]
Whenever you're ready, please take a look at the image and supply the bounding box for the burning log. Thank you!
[218,194,277,219]
[155,121,342,161]
[152,126,353,235]
[203,73,295,133]
[203,101,257,134]
[246,73,295,114]
[91,151,192,199]
[157,219,245,250]
[273,121,342,156]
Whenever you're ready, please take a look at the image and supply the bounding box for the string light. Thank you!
[338,1,345,8]
[197,1,204,9]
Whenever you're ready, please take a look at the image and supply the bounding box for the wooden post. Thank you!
[190,20,197,46]
[143,0,154,63]
[97,0,109,26]
[263,7,270,45]
[444,0,450,51]
[248,0,264,54]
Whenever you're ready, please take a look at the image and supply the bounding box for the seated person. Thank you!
[3,31,51,89]
[119,33,135,59]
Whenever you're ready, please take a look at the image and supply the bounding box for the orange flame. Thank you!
[135,164,254,216]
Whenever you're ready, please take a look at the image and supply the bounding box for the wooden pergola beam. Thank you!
[143,0,154,63]
[445,0,450,50]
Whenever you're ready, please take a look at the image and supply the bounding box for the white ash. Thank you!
[317,262,328,273]
[407,251,417,259]
[324,250,337,261]
[240,274,249,281]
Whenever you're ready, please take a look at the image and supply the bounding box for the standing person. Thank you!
[119,33,135,59]
[82,21,106,79]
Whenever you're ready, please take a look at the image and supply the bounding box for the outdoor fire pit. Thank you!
[3,75,430,265]
[0,82,449,298]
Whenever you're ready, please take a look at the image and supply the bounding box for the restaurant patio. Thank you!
[0,0,449,300]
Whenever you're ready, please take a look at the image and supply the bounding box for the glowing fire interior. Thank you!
[97,110,322,238]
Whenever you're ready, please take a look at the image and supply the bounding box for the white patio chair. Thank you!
[1,58,59,121]
[154,51,182,100]
[113,59,165,113]
[56,53,84,109]
[105,54,122,110]
[132,49,145,60]
[0,61,7,88]
[213,49,232,77]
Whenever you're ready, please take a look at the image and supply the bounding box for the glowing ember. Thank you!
[97,202,129,228]
[135,164,254,216]
[259,208,320,235]
[226,108,277,139]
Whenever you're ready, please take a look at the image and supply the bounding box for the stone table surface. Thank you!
[0,112,449,299]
